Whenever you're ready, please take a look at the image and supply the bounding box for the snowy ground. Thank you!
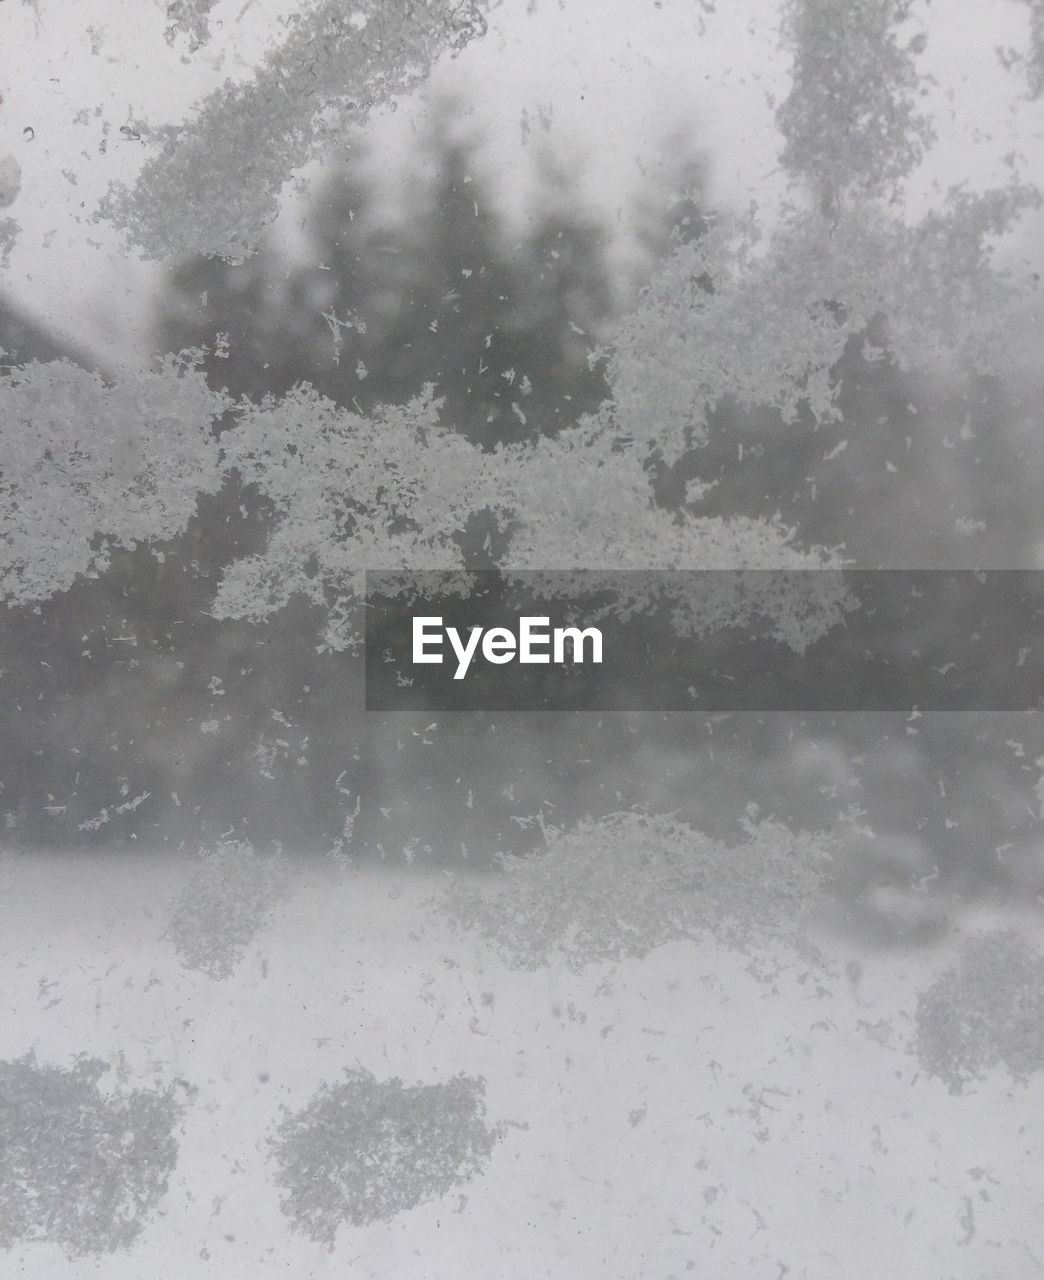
[1,848,1041,1279]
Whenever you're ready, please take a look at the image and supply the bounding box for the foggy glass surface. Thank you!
[1,1,1043,1275]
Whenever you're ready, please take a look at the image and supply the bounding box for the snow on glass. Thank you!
[269,1067,500,1243]
[101,0,489,262]
[0,0,1039,1040]
[164,839,291,979]
[0,1052,188,1256]
[913,930,1044,1094]
[0,355,224,605]
[439,810,834,971]
[0,0,1042,1260]
[2,1,1038,645]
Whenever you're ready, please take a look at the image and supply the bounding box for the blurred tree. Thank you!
[653,327,1042,570]
[1,99,629,856]
[158,99,614,447]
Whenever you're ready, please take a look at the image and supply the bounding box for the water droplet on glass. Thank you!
[22,126,35,142]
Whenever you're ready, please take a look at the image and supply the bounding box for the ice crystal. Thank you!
[440,810,833,971]
[212,383,491,648]
[208,388,847,650]
[0,356,225,606]
[270,1067,500,1242]
[1,0,1038,665]
[491,419,847,577]
[0,1053,186,1257]
[610,187,1041,464]
[777,0,934,207]
[101,0,490,260]
[164,839,290,978]
[913,931,1044,1093]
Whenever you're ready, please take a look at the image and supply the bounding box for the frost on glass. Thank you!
[101,0,490,261]
[5,0,1036,643]
[215,390,852,651]
[610,186,1041,466]
[776,0,934,206]
[0,356,224,605]
[0,0,1041,1271]
[1004,0,1044,97]
[498,566,854,656]
[213,383,490,646]
[608,0,1041,466]
[0,1053,187,1257]
[440,810,833,971]
[163,0,217,52]
[913,931,1044,1093]
[478,427,847,582]
[269,1068,500,1242]
[163,839,291,978]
